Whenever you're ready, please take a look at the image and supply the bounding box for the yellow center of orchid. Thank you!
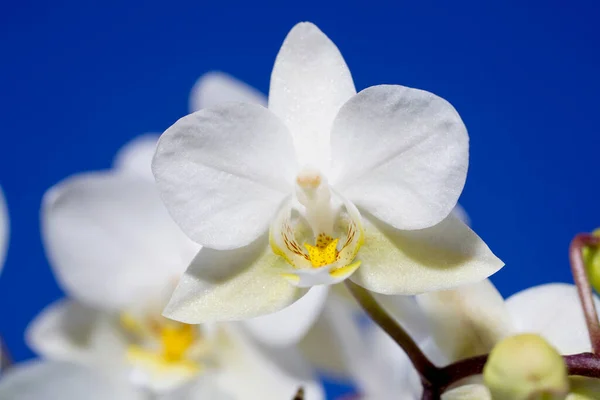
[159,324,196,363]
[269,168,365,286]
[120,313,204,385]
[304,234,339,267]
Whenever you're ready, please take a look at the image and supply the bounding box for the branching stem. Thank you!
[569,233,600,354]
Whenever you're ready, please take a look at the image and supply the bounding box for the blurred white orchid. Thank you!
[338,281,600,399]
[29,135,323,399]
[0,360,232,400]
[153,21,503,330]
[0,185,8,275]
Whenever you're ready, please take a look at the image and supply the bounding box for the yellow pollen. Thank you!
[304,234,339,268]
[160,324,196,363]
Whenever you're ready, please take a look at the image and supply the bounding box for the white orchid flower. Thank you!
[0,360,232,400]
[30,136,323,399]
[340,281,600,399]
[0,185,8,275]
[152,22,503,330]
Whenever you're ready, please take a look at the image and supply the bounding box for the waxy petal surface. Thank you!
[164,239,306,324]
[153,102,297,249]
[331,85,469,230]
[351,214,503,295]
[269,22,356,169]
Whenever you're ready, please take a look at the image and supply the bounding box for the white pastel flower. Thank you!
[189,71,267,113]
[30,136,323,399]
[0,360,232,400]
[0,185,9,275]
[153,21,503,327]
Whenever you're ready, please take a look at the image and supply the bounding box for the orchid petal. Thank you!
[42,172,198,310]
[26,299,128,368]
[372,293,431,344]
[163,239,306,324]
[330,85,469,230]
[351,213,503,295]
[506,283,600,355]
[217,325,324,400]
[189,71,267,112]
[243,285,328,347]
[297,295,359,379]
[441,384,491,400]
[0,186,8,272]
[360,319,422,399]
[159,374,234,400]
[269,22,356,169]
[416,279,513,361]
[0,361,144,400]
[113,134,160,180]
[153,102,297,249]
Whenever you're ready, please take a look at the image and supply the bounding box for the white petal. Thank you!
[416,279,513,362]
[297,295,358,379]
[0,186,8,273]
[351,213,504,295]
[269,22,356,169]
[189,71,267,112]
[0,361,144,400]
[159,374,234,400]
[330,85,469,230]
[26,299,128,368]
[361,324,423,399]
[113,134,160,180]
[506,283,600,355]
[42,172,199,310]
[216,325,324,400]
[164,239,305,324]
[372,293,432,345]
[441,384,491,400]
[153,102,297,249]
[243,285,328,347]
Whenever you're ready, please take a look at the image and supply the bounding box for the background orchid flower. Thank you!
[29,136,324,399]
[0,186,9,275]
[0,360,232,400]
[153,21,503,330]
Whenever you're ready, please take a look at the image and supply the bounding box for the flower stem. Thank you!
[569,233,600,354]
[293,387,305,400]
[0,335,12,369]
[344,280,438,384]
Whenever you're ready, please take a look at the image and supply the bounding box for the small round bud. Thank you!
[483,334,569,400]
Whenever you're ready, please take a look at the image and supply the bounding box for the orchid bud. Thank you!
[483,334,569,400]
[583,229,600,293]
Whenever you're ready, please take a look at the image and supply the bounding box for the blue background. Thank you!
[1,0,599,397]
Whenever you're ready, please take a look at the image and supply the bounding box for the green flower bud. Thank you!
[483,334,569,400]
[583,229,600,294]
[568,376,600,400]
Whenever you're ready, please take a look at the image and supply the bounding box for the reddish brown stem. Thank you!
[569,233,600,354]
[0,335,12,369]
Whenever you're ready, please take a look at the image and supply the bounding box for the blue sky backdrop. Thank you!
[1,0,599,396]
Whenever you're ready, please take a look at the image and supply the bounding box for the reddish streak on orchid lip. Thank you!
[569,233,600,354]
